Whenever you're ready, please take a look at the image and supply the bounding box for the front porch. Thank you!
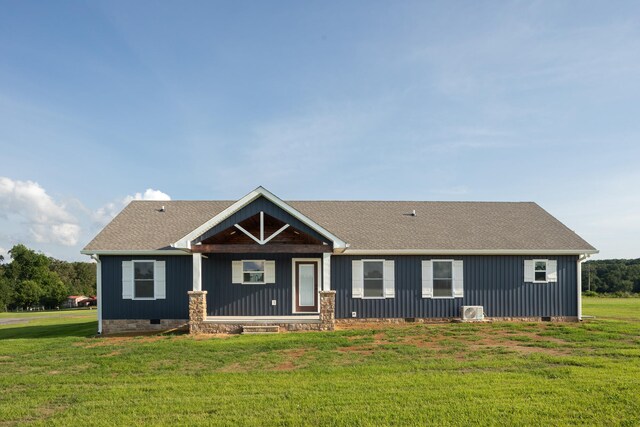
[188,290,336,333]
[182,197,341,333]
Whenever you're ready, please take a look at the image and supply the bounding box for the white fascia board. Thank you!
[80,250,191,256]
[173,186,347,249]
[339,249,599,256]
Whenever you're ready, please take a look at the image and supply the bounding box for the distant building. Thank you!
[65,295,90,308]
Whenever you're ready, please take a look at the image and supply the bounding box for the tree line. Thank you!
[0,244,96,311]
[582,258,640,295]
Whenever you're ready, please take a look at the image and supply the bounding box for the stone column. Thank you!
[188,290,207,334]
[319,290,336,331]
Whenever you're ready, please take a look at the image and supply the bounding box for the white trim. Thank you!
[206,315,320,321]
[234,223,262,244]
[291,258,321,314]
[172,186,347,250]
[263,224,290,244]
[432,259,455,299]
[132,260,158,300]
[322,253,331,291]
[532,259,548,283]
[383,260,395,298]
[234,213,291,245]
[260,211,264,242]
[351,260,363,298]
[192,253,202,291]
[92,255,102,334]
[81,250,190,256]
[341,249,599,256]
[82,248,598,256]
[577,254,589,321]
[452,260,464,298]
[421,260,433,298]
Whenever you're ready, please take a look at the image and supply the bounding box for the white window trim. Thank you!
[132,260,157,300]
[291,258,321,314]
[241,260,266,285]
[532,259,548,283]
[362,259,386,300]
[431,259,455,299]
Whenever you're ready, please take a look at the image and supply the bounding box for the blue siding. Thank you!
[332,255,578,319]
[203,253,322,316]
[101,255,192,320]
[100,254,579,321]
[194,196,330,244]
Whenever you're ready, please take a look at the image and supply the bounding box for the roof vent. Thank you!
[160,205,166,212]
[411,209,416,217]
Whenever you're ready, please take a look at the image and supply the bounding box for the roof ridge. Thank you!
[128,199,537,204]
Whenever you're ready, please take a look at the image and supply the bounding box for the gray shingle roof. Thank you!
[83,199,596,253]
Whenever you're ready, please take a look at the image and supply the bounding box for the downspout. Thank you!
[91,254,102,334]
[577,254,590,321]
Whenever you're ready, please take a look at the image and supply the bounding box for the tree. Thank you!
[0,274,12,311]
[6,244,51,285]
[582,259,640,294]
[15,280,42,309]
[72,262,96,296]
[40,272,68,308]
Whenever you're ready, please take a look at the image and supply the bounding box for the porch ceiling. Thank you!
[191,243,332,253]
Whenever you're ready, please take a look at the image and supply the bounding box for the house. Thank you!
[65,295,90,308]
[81,187,597,335]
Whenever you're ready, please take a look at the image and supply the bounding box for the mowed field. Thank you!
[0,299,638,426]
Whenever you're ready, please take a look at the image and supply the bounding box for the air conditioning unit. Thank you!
[461,306,484,321]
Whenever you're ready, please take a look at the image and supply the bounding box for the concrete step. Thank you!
[241,325,280,334]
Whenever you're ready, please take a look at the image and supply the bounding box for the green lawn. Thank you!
[583,297,640,321]
[0,299,638,426]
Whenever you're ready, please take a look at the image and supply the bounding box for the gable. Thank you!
[172,187,347,251]
[193,196,331,245]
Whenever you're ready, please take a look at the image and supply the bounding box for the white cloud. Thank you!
[0,177,80,246]
[0,246,8,262]
[94,188,171,225]
[123,188,171,205]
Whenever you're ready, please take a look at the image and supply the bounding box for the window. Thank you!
[243,260,265,284]
[134,261,155,298]
[351,260,395,299]
[534,260,547,282]
[433,260,453,298]
[122,260,165,300]
[363,260,384,298]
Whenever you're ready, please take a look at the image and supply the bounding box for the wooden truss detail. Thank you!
[234,211,290,245]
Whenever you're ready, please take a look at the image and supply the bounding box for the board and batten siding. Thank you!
[101,255,192,320]
[332,255,578,319]
[202,253,323,316]
[194,196,330,244]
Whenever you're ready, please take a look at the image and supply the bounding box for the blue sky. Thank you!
[0,1,639,261]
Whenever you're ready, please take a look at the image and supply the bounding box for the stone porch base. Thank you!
[188,290,337,334]
[102,319,187,335]
[190,321,323,334]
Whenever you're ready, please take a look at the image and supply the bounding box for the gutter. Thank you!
[340,249,599,256]
[91,254,102,335]
[577,254,591,321]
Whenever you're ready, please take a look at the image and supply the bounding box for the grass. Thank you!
[583,297,640,320]
[0,298,638,426]
[0,308,96,318]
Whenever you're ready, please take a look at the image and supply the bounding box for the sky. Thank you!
[0,1,639,261]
